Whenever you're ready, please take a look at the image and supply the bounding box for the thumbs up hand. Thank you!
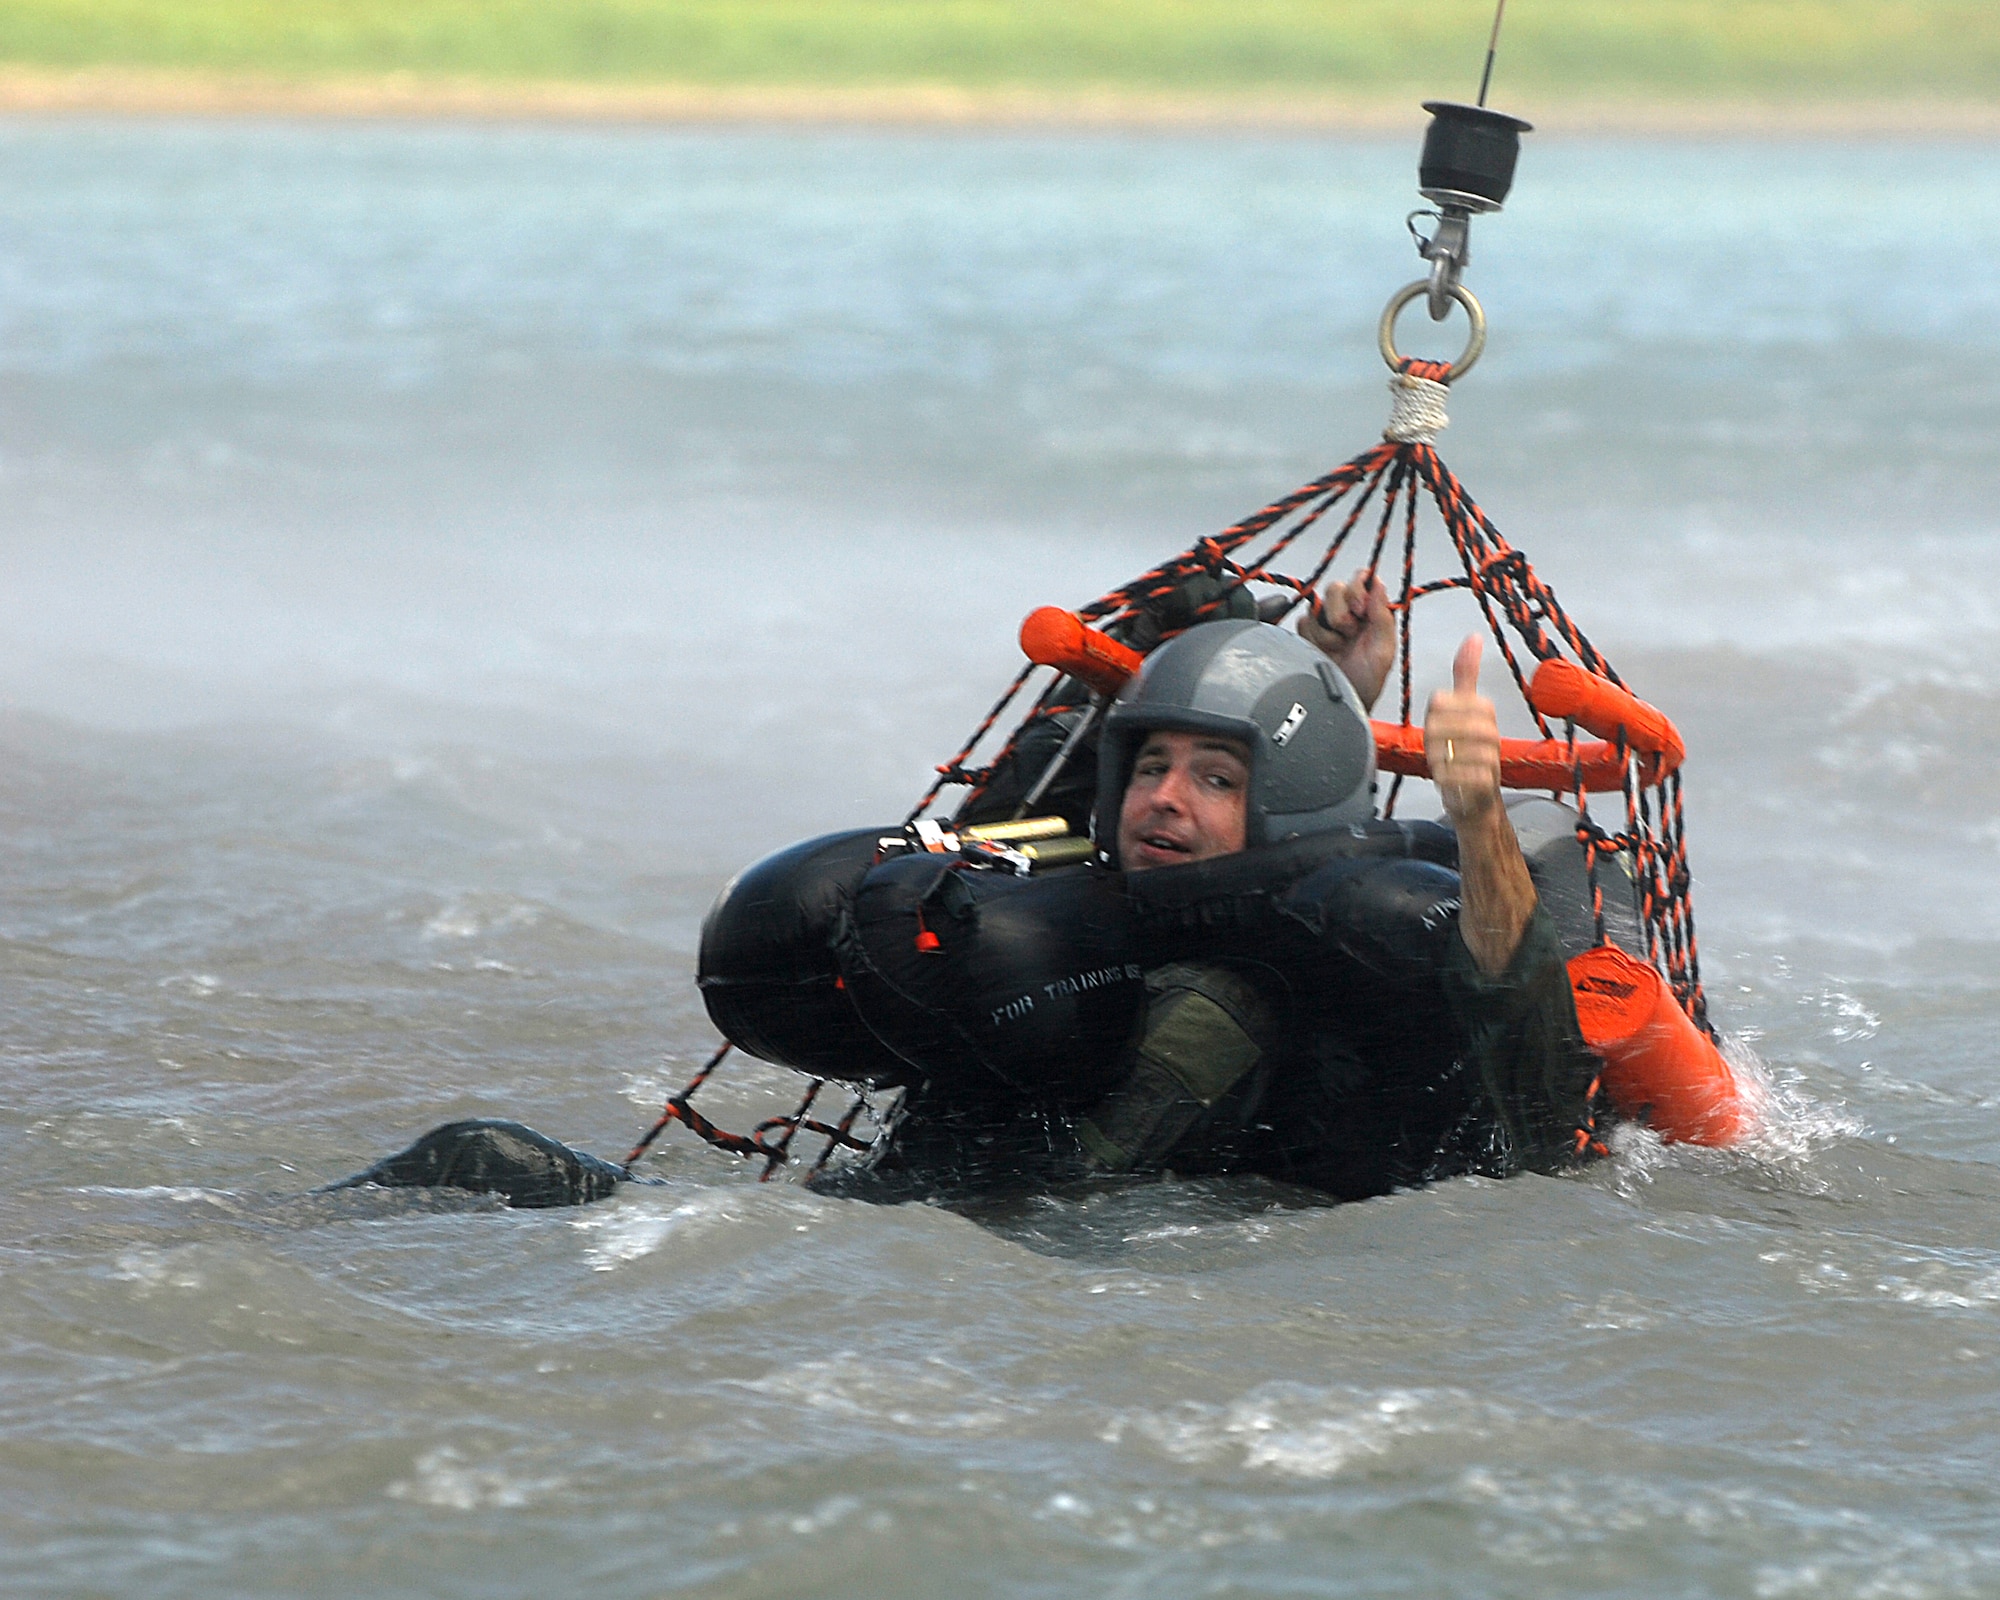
[1424,634,1503,826]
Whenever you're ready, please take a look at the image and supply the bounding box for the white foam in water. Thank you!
[1874,1262,2000,1313]
[1727,1038,1867,1159]
[1103,1384,1511,1480]
[740,1352,1028,1435]
[1458,1464,2000,1589]
[568,1183,828,1270]
[109,1246,206,1292]
[420,897,542,941]
[386,1446,567,1512]
[568,1189,741,1269]
[79,1185,234,1204]
[1599,1035,1867,1204]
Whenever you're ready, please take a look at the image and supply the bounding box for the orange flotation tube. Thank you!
[1019,605,1743,1148]
[1568,945,1746,1145]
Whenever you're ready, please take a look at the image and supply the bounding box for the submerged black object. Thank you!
[1418,101,1533,210]
[330,1119,627,1208]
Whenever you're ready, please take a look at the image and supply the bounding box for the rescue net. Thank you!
[627,358,1710,1179]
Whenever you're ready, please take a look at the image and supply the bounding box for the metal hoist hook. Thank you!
[1408,206,1475,321]
[1378,101,1533,356]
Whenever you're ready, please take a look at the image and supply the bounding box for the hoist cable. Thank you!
[1477,0,1509,107]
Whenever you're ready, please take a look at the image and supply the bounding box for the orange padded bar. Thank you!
[1019,608,1144,697]
[1528,658,1685,777]
[1372,722,1638,793]
[1015,611,1686,792]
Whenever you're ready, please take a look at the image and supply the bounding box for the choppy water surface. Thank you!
[2,122,1998,1598]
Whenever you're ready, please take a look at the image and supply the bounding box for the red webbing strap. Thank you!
[623,1042,763,1167]
[624,1042,879,1178]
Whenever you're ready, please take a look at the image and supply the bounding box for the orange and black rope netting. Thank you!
[630,398,1711,1180]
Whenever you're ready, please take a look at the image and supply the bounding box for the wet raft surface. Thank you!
[4,125,2000,1598]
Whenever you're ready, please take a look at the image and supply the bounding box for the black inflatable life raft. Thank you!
[695,798,1643,1113]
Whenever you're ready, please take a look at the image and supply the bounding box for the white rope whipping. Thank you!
[1382,371,1450,445]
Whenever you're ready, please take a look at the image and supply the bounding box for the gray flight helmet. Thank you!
[1096,618,1377,866]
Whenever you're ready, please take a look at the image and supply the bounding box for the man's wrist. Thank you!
[1444,788,1502,828]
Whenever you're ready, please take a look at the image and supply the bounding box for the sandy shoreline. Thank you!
[0,66,1995,136]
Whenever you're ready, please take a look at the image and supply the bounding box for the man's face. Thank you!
[1116,730,1250,871]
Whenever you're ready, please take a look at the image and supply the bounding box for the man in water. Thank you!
[341,572,1598,1205]
[1068,572,1602,1192]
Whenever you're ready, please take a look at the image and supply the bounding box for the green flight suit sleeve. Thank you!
[1074,961,1275,1175]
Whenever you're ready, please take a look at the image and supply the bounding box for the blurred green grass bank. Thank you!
[1,1,1994,119]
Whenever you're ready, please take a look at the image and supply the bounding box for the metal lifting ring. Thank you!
[1377,280,1487,382]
